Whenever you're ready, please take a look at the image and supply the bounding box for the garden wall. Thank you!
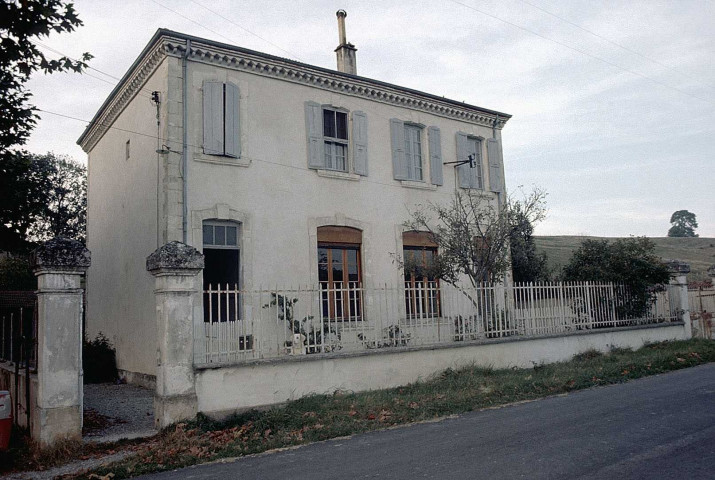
[194,322,686,416]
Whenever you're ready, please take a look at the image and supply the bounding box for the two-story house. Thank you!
[78,13,511,386]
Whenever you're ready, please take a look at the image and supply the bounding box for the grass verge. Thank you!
[5,338,715,479]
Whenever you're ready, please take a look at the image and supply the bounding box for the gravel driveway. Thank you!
[83,383,157,443]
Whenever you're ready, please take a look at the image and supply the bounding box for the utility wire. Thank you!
[446,0,713,105]
[33,40,155,100]
[516,0,715,91]
[150,0,239,46]
[187,0,303,61]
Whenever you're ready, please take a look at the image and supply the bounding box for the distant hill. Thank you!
[534,236,715,281]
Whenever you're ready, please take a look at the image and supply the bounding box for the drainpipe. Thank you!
[182,39,191,244]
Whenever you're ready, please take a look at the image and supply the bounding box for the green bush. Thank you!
[83,333,118,383]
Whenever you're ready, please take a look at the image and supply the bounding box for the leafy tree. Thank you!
[509,206,550,283]
[27,153,87,242]
[561,237,670,317]
[402,188,547,293]
[0,0,90,154]
[667,210,698,237]
[1,153,86,251]
[1,1,90,252]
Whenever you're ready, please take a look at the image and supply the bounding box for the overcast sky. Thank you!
[24,0,715,237]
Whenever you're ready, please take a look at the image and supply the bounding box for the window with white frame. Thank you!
[322,108,348,171]
[305,102,368,176]
[403,124,423,181]
[202,221,240,322]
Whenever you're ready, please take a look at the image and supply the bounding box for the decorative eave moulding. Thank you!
[79,39,170,152]
[79,33,510,152]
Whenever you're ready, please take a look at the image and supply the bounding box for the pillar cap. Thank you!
[147,241,204,272]
[30,237,91,272]
[708,265,715,277]
[666,259,691,275]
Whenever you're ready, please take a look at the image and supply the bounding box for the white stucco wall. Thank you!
[85,58,168,378]
[195,324,687,414]
[183,59,503,292]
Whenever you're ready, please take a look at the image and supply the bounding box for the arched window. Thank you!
[317,226,362,321]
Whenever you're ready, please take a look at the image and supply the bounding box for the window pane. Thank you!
[332,265,344,283]
[323,109,336,138]
[347,249,357,264]
[336,111,347,139]
[318,247,328,263]
[319,263,328,282]
[324,142,333,169]
[203,225,214,245]
[214,226,225,245]
[335,144,346,171]
[226,226,237,246]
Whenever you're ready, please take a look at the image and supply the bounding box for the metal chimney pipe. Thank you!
[337,9,347,45]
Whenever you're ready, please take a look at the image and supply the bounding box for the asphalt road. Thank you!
[139,364,715,479]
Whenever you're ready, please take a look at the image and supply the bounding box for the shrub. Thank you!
[83,333,118,383]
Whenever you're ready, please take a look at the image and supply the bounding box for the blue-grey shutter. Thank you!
[390,118,407,180]
[456,132,471,188]
[428,126,443,186]
[203,81,224,155]
[487,138,502,193]
[224,83,240,158]
[352,111,368,176]
[305,101,324,169]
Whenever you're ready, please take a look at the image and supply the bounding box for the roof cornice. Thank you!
[78,29,511,152]
[77,36,169,152]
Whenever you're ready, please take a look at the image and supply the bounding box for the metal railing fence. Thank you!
[195,281,680,365]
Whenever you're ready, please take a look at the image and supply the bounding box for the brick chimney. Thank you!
[335,10,357,75]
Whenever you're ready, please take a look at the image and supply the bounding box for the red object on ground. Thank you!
[0,390,12,451]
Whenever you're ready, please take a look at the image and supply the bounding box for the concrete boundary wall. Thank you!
[194,322,687,415]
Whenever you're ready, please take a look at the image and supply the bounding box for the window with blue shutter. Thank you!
[456,132,483,189]
[203,81,240,158]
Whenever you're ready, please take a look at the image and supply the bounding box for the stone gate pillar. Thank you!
[30,237,90,446]
[146,241,204,428]
[667,260,691,339]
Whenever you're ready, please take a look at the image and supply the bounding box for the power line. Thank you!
[446,0,714,105]
[516,0,715,92]
[187,0,303,61]
[150,0,239,46]
[33,40,155,100]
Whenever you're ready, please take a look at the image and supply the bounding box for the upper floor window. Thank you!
[456,132,483,190]
[391,119,443,185]
[305,102,368,176]
[323,108,348,171]
[203,81,240,158]
[403,124,423,181]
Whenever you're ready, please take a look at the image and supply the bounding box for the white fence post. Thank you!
[146,241,204,429]
[30,238,90,447]
[667,260,692,338]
